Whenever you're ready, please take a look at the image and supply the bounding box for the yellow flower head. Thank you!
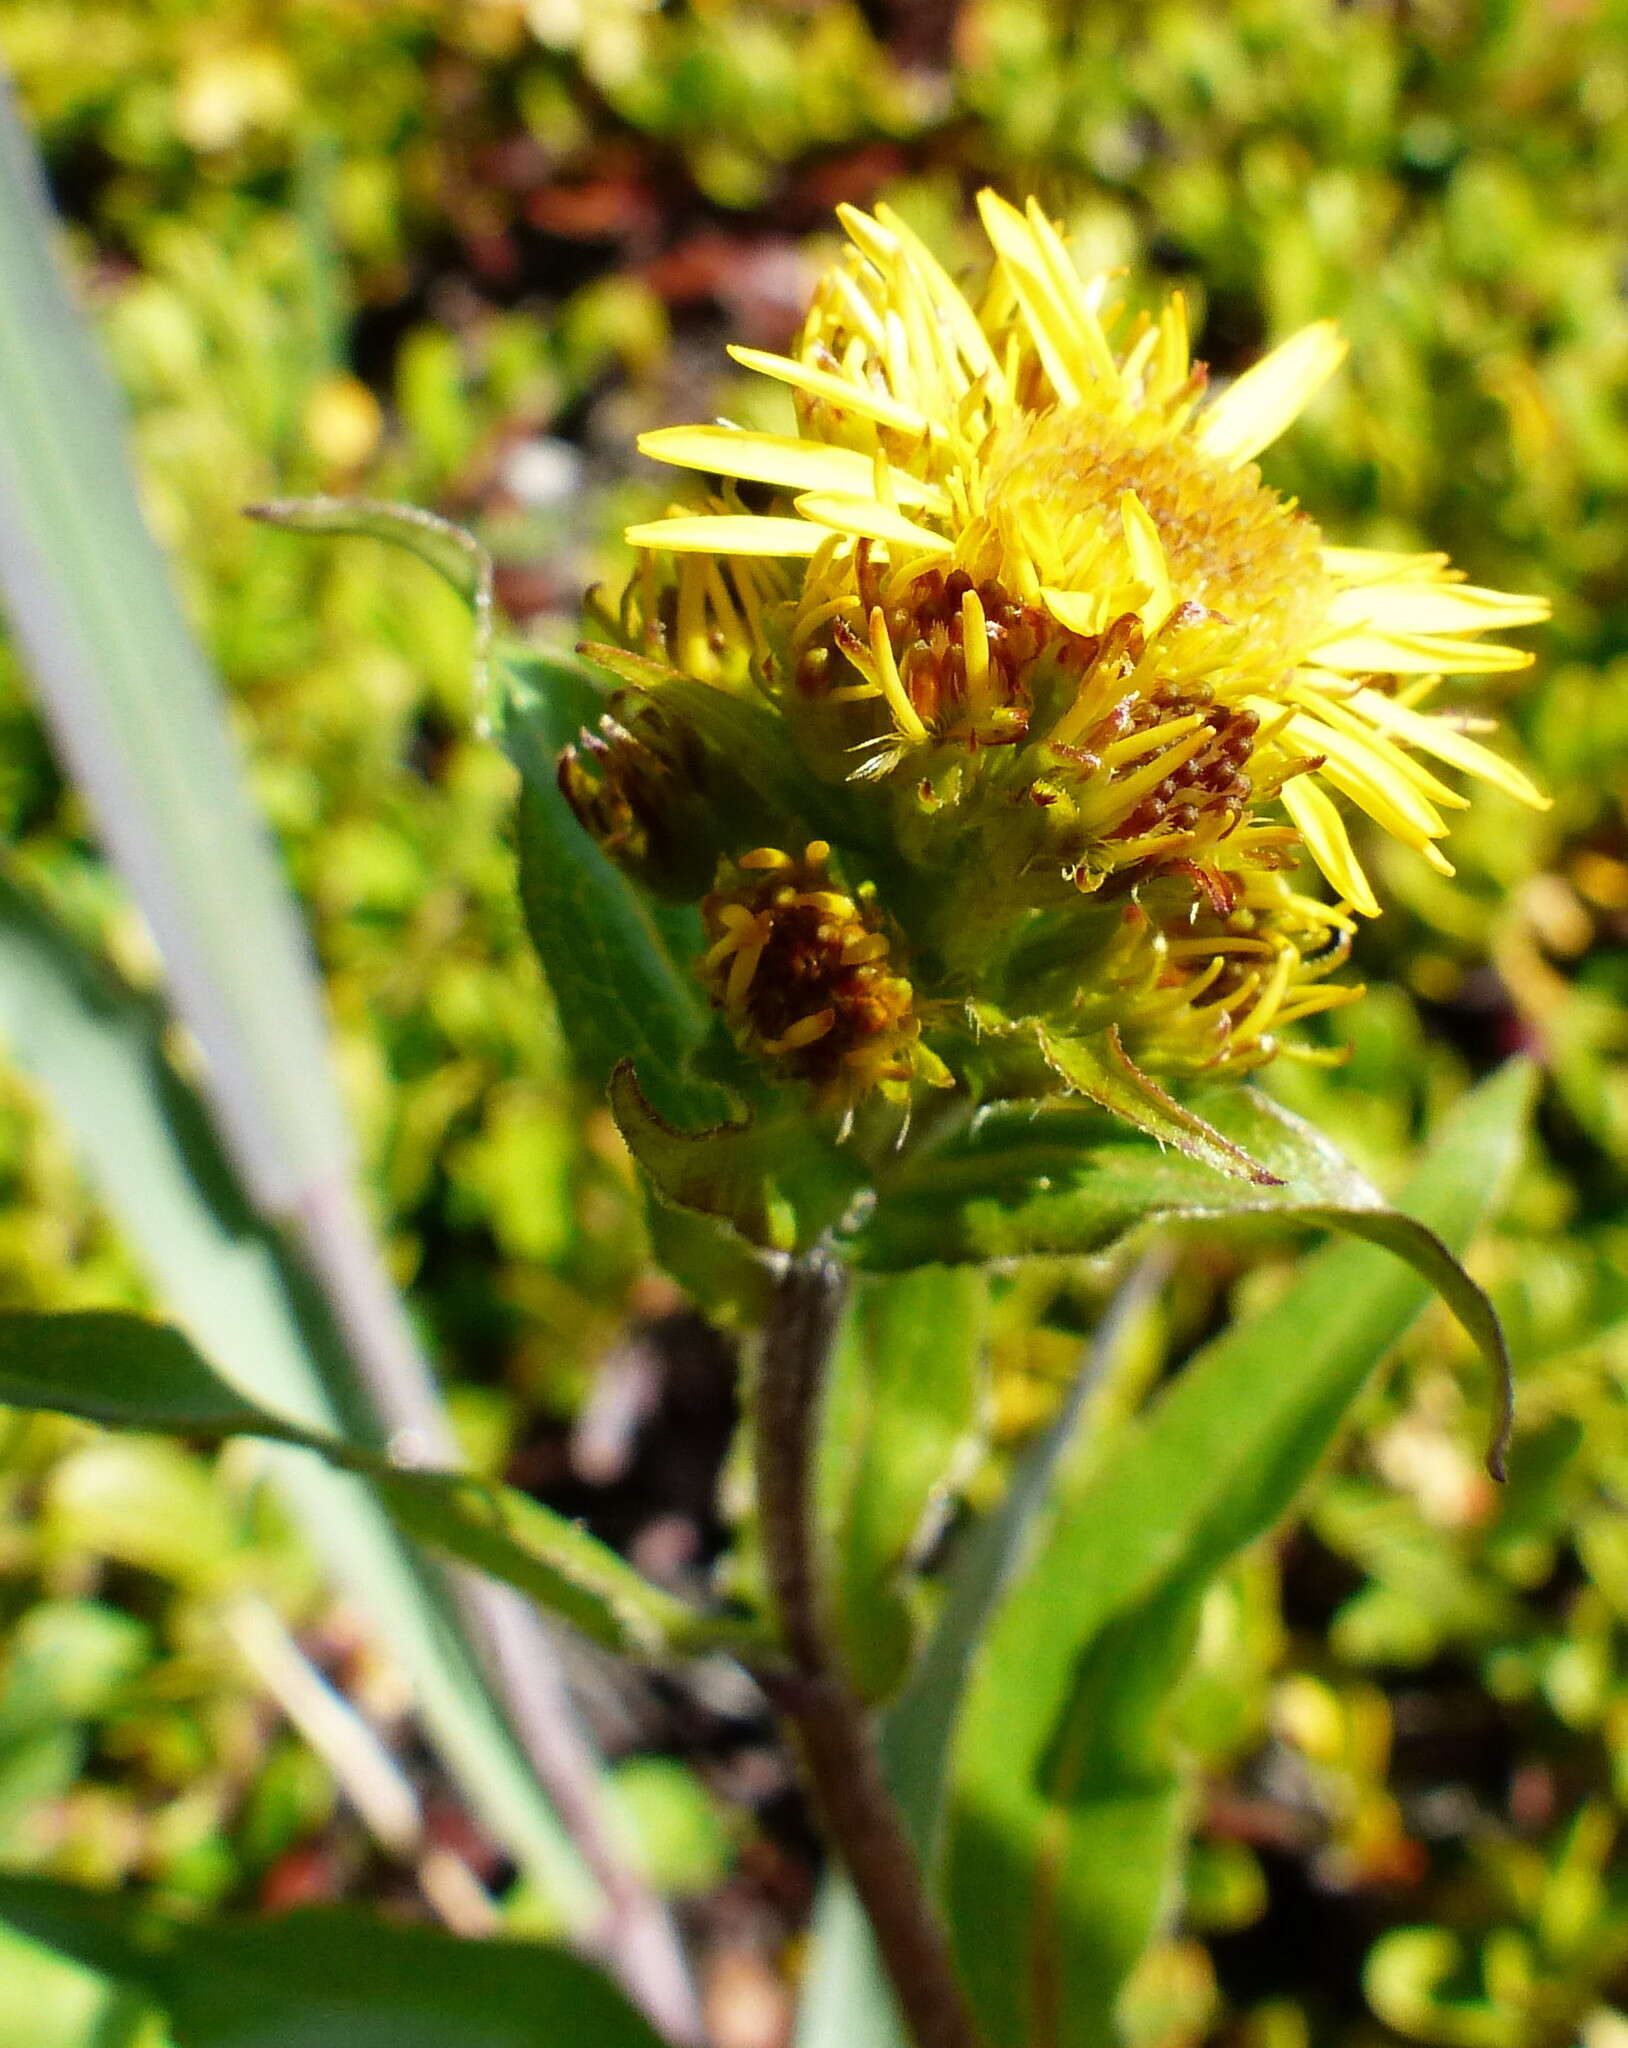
[581,192,1548,1127]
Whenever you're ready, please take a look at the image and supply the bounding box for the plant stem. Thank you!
[754,1252,981,2048]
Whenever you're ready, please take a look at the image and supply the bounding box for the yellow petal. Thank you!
[978,186,1081,405]
[726,345,932,436]
[1021,196,1119,380]
[793,493,951,555]
[1039,586,1104,636]
[1280,774,1380,916]
[1349,686,1550,809]
[1313,627,1534,675]
[624,515,825,558]
[870,201,999,379]
[1120,491,1173,628]
[1196,321,1348,467]
[1285,711,1449,847]
[1325,580,1551,634]
[1320,546,1450,584]
[1150,290,1191,406]
[637,426,945,511]
[1295,691,1470,811]
[868,606,928,739]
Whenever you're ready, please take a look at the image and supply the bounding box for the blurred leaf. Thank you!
[0,1602,151,1742]
[0,875,598,1913]
[0,88,611,1924]
[940,1060,1534,2048]
[865,1080,1514,1474]
[0,1923,165,2048]
[606,1758,734,1899]
[246,496,490,609]
[820,1266,989,1701]
[0,1879,663,2048]
[0,78,349,1213]
[0,1309,768,1667]
[498,652,725,1125]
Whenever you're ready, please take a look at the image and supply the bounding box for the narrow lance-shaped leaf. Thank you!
[940,1060,1534,2048]
[249,496,497,717]
[0,1310,771,1669]
[249,515,721,1129]
[863,1077,1514,1474]
[0,79,348,1213]
[0,101,625,1935]
[0,873,603,1915]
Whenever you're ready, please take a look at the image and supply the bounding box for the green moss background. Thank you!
[1,2,1626,2042]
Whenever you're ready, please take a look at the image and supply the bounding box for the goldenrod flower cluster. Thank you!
[571,193,1547,1127]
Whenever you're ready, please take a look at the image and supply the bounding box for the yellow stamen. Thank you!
[763,1010,836,1054]
[960,585,993,716]
[869,607,930,741]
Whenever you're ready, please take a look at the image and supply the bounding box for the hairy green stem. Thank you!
[754,1252,981,2048]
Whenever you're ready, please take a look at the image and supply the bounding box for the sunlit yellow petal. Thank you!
[625,515,825,557]
[1290,684,1469,810]
[1120,491,1173,628]
[871,201,999,380]
[1039,586,1105,636]
[868,605,929,739]
[1320,546,1450,585]
[1021,196,1119,381]
[1325,580,1551,634]
[1150,290,1191,406]
[793,493,951,555]
[637,426,946,512]
[1280,774,1380,916]
[1349,686,1551,809]
[1313,628,1534,675]
[1196,322,1348,467]
[726,344,934,436]
[975,190,1086,404]
[1284,710,1450,849]
[593,195,1548,1095]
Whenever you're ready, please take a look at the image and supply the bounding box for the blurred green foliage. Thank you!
[0,0,1625,2040]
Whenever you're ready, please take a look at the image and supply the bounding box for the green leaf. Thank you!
[1039,1024,1279,1183]
[0,875,601,1916]
[796,1261,1164,2048]
[610,1062,867,1258]
[498,652,725,1125]
[609,1063,796,1250]
[0,96,616,1932]
[0,1310,770,1668]
[0,90,351,1214]
[0,1921,163,2048]
[368,1469,767,1662]
[0,1880,664,2048]
[818,1267,990,1701]
[939,1059,1535,2048]
[864,1077,1514,1475]
[0,1312,288,1439]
